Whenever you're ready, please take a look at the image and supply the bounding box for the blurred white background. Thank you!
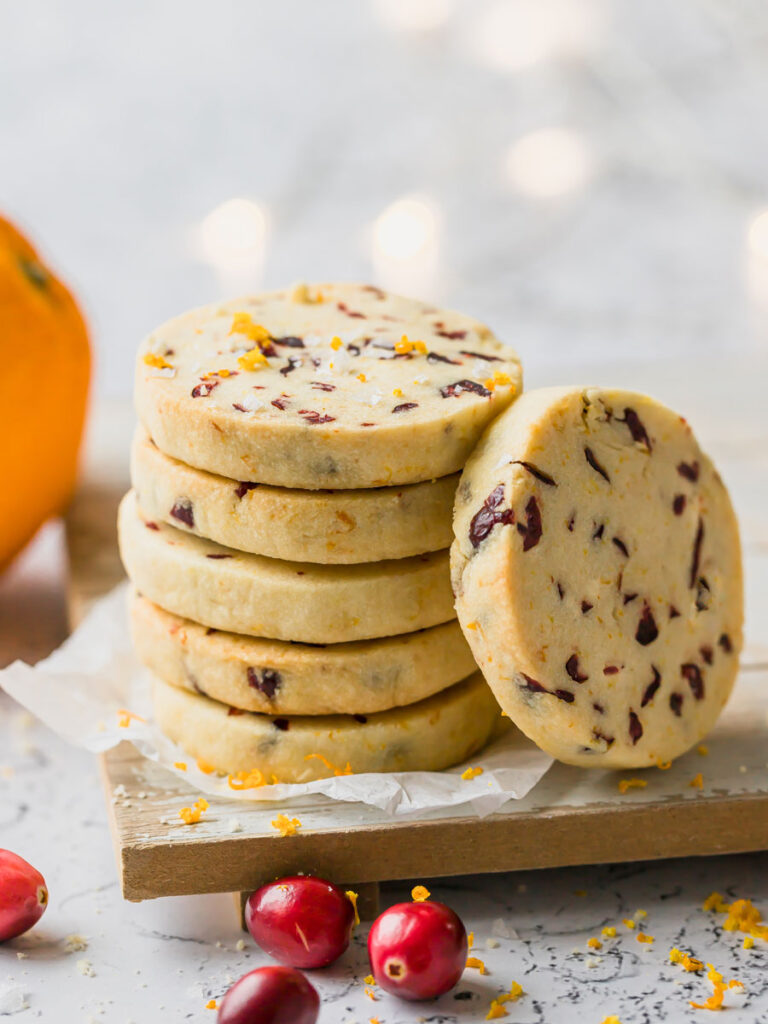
[3,0,768,402]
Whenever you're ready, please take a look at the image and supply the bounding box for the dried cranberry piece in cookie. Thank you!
[247,667,282,700]
[468,485,514,548]
[170,499,194,528]
[440,379,491,399]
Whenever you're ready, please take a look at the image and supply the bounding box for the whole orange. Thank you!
[0,216,91,570]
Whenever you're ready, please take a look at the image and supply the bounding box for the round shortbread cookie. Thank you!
[131,429,457,563]
[135,283,522,489]
[119,491,455,643]
[131,593,478,715]
[451,386,743,769]
[151,671,500,782]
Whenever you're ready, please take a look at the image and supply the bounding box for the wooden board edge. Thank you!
[116,792,768,901]
[98,749,128,896]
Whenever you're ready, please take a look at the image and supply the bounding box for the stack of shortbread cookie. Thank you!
[118,283,522,784]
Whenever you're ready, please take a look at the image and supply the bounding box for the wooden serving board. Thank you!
[67,402,768,910]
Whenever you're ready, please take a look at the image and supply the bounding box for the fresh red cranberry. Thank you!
[368,900,467,1000]
[0,849,48,942]
[218,967,319,1024]
[245,876,355,968]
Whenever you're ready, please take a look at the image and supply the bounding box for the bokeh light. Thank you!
[371,195,441,295]
[372,0,454,33]
[745,208,768,312]
[747,209,768,261]
[504,128,593,198]
[471,0,596,72]
[195,197,268,292]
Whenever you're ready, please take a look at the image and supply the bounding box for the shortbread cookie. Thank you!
[119,491,455,643]
[151,671,500,782]
[131,429,456,563]
[451,387,743,769]
[131,593,477,715]
[135,283,521,489]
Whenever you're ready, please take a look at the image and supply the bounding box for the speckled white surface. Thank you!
[1,677,767,1024]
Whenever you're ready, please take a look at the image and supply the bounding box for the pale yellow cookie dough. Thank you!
[135,283,522,489]
[451,387,743,769]
[119,491,455,643]
[151,671,500,782]
[131,428,457,564]
[131,593,478,715]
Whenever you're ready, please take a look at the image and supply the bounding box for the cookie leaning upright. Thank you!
[451,387,743,769]
[135,283,521,489]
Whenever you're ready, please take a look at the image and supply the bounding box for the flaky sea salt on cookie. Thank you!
[135,283,522,489]
[451,386,743,769]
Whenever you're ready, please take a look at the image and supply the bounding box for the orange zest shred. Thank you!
[195,758,216,775]
[411,885,430,902]
[357,372,367,382]
[587,937,602,950]
[230,313,271,344]
[271,814,301,837]
[461,766,484,781]
[487,982,524,1016]
[330,336,343,351]
[702,893,768,942]
[484,371,514,392]
[602,926,617,937]
[466,955,488,974]
[656,759,672,770]
[345,890,360,926]
[179,797,209,825]
[601,1017,623,1024]
[205,998,217,1010]
[637,933,654,944]
[365,987,376,1000]
[305,753,353,776]
[392,387,404,397]
[623,918,636,930]
[143,352,172,370]
[117,709,146,728]
[228,768,266,790]
[395,335,428,355]
[743,936,755,950]
[618,778,647,794]
[689,963,744,1010]
[690,772,704,790]
[363,974,375,986]
[238,347,269,371]
[669,948,704,972]
[174,761,187,771]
